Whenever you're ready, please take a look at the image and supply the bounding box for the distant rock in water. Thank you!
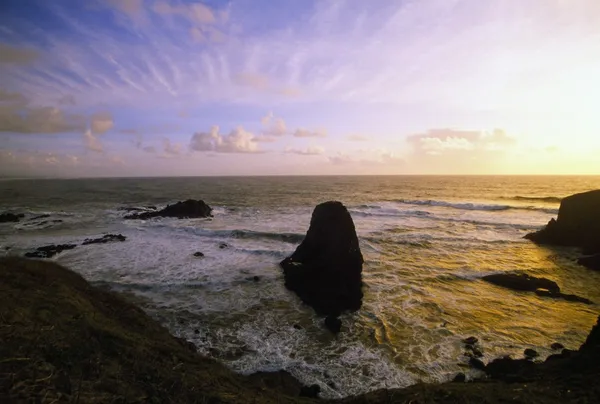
[82,234,127,245]
[482,273,560,293]
[0,212,24,223]
[525,190,600,253]
[280,201,363,317]
[483,273,593,304]
[124,200,212,220]
[24,244,77,259]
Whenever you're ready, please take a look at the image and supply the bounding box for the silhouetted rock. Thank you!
[482,273,560,293]
[463,336,478,345]
[324,315,342,334]
[193,252,205,257]
[82,234,126,245]
[578,254,600,271]
[452,373,466,383]
[581,315,600,351]
[524,348,539,359]
[280,201,363,317]
[299,384,321,398]
[485,357,535,381]
[24,244,77,258]
[468,357,486,371]
[0,212,24,223]
[525,190,600,253]
[124,200,212,220]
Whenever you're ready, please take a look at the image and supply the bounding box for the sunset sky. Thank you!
[1,0,599,177]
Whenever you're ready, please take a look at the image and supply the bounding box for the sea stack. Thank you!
[124,199,212,220]
[525,190,600,270]
[525,190,600,251]
[280,201,363,323]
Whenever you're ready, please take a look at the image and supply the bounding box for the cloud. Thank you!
[285,146,325,156]
[234,73,269,90]
[189,125,261,153]
[106,0,144,18]
[84,129,103,153]
[120,128,139,134]
[57,94,76,105]
[153,1,216,25]
[162,137,181,156]
[142,145,156,153]
[407,129,516,156]
[0,43,39,65]
[328,150,404,166]
[0,92,86,133]
[90,111,114,134]
[347,135,369,142]
[293,128,327,138]
[261,112,287,136]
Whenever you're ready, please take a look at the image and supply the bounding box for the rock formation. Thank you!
[280,201,363,319]
[0,212,24,223]
[124,199,212,220]
[482,273,593,304]
[525,190,600,253]
[24,244,77,258]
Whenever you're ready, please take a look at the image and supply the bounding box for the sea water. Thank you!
[1,175,599,398]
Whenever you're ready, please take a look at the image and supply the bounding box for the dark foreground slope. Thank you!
[1,257,599,404]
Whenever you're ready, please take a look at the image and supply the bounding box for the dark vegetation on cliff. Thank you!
[1,257,599,403]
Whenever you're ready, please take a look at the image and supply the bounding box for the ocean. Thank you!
[1,175,599,398]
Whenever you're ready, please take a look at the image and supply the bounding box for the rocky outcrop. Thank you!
[578,254,600,271]
[124,199,212,220]
[0,212,24,223]
[24,244,77,258]
[525,190,600,253]
[280,201,363,318]
[82,234,127,245]
[482,273,593,304]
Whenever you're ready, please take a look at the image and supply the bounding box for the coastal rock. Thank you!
[524,348,539,359]
[280,201,363,316]
[82,234,126,245]
[124,199,212,220]
[551,342,565,350]
[324,315,342,334]
[193,251,205,257]
[28,214,50,221]
[24,244,77,258]
[482,273,560,293]
[485,357,535,381]
[577,254,600,271]
[525,189,600,252]
[0,212,24,223]
[463,336,478,345]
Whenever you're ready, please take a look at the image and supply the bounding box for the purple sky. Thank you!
[1,0,599,177]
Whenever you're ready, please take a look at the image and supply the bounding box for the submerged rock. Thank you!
[524,348,539,359]
[24,244,77,258]
[551,342,565,350]
[193,251,205,257]
[124,199,212,220]
[525,190,600,253]
[0,212,24,223]
[82,234,126,245]
[280,201,363,317]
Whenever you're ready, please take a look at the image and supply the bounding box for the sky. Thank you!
[1,0,600,177]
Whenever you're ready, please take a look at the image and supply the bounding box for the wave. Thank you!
[506,196,562,203]
[394,199,558,214]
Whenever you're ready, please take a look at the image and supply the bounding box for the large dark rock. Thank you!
[0,212,24,223]
[483,273,593,304]
[24,244,77,259]
[124,200,212,220]
[482,273,560,293]
[280,201,363,316]
[578,254,600,271]
[525,190,600,253]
